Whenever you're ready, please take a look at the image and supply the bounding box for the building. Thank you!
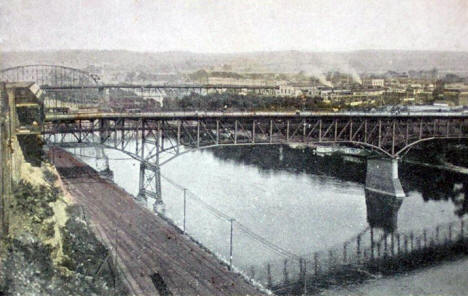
[371,79,385,88]
[5,82,44,135]
[444,83,468,106]
[276,85,303,97]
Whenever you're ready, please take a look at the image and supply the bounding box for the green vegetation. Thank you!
[164,93,334,111]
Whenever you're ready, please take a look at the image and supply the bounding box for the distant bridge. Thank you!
[41,84,279,90]
[1,65,279,109]
[0,64,100,86]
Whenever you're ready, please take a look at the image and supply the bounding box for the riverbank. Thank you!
[51,147,267,295]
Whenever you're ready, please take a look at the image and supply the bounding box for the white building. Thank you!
[276,85,303,97]
[371,79,385,88]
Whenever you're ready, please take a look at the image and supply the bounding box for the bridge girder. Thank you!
[43,115,468,162]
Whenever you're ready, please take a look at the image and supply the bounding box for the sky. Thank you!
[1,0,468,53]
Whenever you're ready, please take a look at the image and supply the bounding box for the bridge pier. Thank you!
[98,87,110,109]
[137,162,147,203]
[137,162,163,212]
[94,145,113,180]
[365,158,405,234]
[365,158,405,198]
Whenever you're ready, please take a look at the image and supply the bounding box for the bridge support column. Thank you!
[94,145,113,181]
[365,158,405,198]
[98,87,110,109]
[137,162,147,203]
[152,165,163,214]
[365,158,405,234]
[136,162,164,213]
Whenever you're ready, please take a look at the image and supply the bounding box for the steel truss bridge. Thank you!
[43,111,468,202]
[1,65,279,108]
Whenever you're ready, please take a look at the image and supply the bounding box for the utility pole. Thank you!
[183,188,187,233]
[229,218,235,270]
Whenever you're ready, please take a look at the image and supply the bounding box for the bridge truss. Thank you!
[0,64,101,86]
[43,112,468,202]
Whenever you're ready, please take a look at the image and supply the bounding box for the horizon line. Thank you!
[3,48,468,54]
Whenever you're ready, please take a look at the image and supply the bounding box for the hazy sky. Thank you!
[1,0,468,52]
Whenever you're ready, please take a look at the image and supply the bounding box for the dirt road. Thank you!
[52,147,265,296]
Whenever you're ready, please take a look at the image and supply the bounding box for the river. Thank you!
[66,143,467,279]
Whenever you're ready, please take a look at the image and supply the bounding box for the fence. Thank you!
[263,219,468,294]
[159,173,468,295]
[64,147,468,295]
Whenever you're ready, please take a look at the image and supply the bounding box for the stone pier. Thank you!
[365,158,405,198]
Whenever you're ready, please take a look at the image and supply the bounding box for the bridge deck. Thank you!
[52,148,264,296]
[45,111,468,121]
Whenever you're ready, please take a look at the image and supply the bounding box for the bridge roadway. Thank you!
[52,147,265,296]
[44,111,468,159]
[44,110,468,203]
[45,110,468,121]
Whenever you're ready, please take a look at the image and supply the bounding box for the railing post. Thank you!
[183,188,187,233]
[303,259,307,295]
[299,258,305,283]
[423,229,427,249]
[397,233,401,255]
[461,220,465,242]
[449,223,453,243]
[384,234,388,258]
[229,218,234,270]
[343,242,347,264]
[391,233,395,256]
[314,252,319,276]
[283,259,289,285]
[356,234,361,263]
[267,263,272,288]
[410,232,414,252]
[404,235,408,254]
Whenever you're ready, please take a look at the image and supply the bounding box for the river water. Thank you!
[66,144,467,277]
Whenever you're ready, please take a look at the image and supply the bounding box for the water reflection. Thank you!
[400,164,468,217]
[211,145,468,218]
[66,142,467,276]
[365,190,403,233]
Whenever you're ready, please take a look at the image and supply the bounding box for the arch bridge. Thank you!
[43,111,468,202]
[0,64,101,86]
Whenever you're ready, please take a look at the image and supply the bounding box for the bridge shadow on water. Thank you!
[206,144,468,294]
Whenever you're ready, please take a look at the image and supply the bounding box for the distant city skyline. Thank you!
[1,0,468,53]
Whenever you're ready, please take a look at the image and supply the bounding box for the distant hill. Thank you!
[1,50,468,75]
